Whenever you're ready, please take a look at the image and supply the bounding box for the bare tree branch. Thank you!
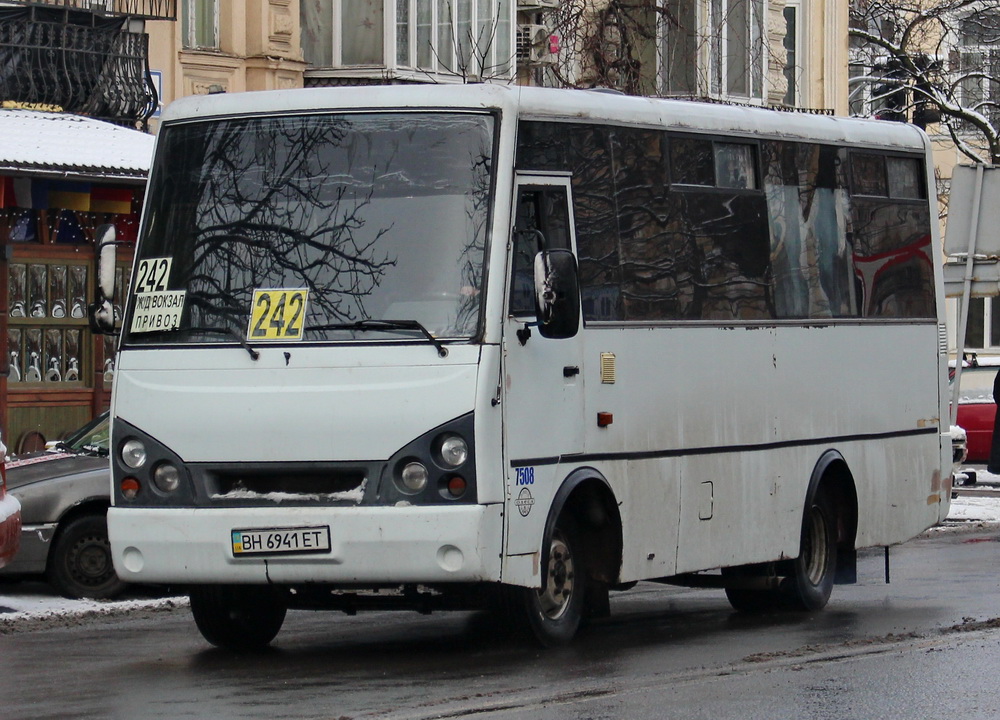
[849,0,1000,162]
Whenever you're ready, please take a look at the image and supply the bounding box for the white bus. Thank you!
[95,85,952,650]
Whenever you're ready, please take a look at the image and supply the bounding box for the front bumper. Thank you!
[108,503,503,585]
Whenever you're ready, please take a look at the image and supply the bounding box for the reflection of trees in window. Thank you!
[762,141,855,319]
[678,192,772,320]
[136,113,493,340]
[454,141,493,334]
[518,120,937,323]
[510,187,572,315]
[614,128,680,320]
[850,199,934,318]
[517,122,622,321]
[147,116,393,332]
[517,121,773,321]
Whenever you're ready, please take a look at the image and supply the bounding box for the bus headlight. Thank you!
[437,434,469,468]
[153,463,181,493]
[121,439,148,469]
[397,462,429,493]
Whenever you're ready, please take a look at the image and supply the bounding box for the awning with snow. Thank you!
[0,108,155,183]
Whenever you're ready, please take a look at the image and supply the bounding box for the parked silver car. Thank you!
[0,412,125,599]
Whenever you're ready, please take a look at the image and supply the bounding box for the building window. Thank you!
[657,0,764,100]
[660,0,697,94]
[401,0,513,76]
[710,0,764,99]
[962,297,1000,350]
[958,11,1000,128]
[182,0,219,51]
[343,0,385,65]
[302,0,512,78]
[782,2,798,106]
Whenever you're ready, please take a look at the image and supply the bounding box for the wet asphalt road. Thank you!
[1,525,999,720]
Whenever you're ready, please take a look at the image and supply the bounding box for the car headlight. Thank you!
[121,439,147,469]
[438,434,469,468]
[153,462,181,493]
[397,462,429,493]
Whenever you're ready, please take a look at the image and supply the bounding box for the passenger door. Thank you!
[502,176,586,558]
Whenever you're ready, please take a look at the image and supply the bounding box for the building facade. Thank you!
[147,0,305,104]
[0,110,153,451]
[146,0,849,115]
[0,0,171,448]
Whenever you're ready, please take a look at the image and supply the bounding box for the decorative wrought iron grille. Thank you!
[0,7,158,127]
[1,0,175,22]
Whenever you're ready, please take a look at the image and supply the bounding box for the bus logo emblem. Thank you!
[515,487,535,517]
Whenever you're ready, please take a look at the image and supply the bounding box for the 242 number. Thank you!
[249,289,308,340]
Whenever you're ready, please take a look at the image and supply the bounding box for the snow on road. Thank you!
[1,490,998,630]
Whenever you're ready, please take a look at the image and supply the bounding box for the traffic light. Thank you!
[873,59,907,122]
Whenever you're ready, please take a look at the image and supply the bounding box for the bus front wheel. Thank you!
[189,584,287,651]
[505,515,587,646]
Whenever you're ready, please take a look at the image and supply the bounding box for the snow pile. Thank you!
[946,496,1000,523]
[212,487,365,503]
[0,588,188,633]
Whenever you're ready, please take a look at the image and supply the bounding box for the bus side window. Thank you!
[510,187,571,315]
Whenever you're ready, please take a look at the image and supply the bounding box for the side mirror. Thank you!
[533,249,581,339]
[88,224,118,334]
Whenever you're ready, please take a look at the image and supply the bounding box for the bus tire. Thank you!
[505,514,587,647]
[782,486,837,611]
[190,584,287,651]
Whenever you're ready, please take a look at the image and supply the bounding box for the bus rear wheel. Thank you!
[504,515,587,646]
[782,487,837,611]
[189,584,287,651]
[723,487,837,613]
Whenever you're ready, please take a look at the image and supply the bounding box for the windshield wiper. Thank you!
[311,319,448,357]
[156,326,260,360]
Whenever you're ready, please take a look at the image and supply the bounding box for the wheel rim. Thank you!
[803,505,830,586]
[537,532,575,620]
[67,535,114,586]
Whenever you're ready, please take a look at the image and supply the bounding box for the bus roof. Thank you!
[161,84,929,153]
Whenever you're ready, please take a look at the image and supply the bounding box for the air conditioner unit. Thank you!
[516,24,559,65]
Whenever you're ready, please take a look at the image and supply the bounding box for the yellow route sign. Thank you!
[247,289,308,341]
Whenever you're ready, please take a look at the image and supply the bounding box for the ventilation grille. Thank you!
[600,352,616,384]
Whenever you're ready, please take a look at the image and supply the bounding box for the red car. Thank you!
[952,362,1000,464]
[0,432,22,569]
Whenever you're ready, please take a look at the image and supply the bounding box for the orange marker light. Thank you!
[121,477,141,500]
[597,412,613,428]
[447,475,467,497]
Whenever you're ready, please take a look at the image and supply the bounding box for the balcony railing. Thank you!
[0,8,158,127]
[0,0,175,21]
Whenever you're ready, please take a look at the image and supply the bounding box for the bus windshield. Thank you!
[124,112,495,346]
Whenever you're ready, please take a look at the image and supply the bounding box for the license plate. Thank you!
[231,526,331,557]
